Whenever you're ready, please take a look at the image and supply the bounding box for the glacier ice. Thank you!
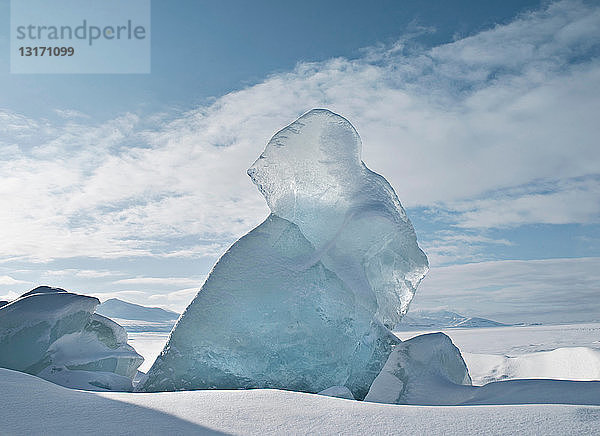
[364,332,472,405]
[0,286,143,391]
[141,109,428,398]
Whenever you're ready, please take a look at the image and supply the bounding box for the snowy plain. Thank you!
[130,322,600,384]
[395,323,600,386]
[1,368,600,436]
[2,322,600,435]
[128,332,170,373]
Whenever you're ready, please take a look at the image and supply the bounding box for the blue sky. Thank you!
[0,0,599,323]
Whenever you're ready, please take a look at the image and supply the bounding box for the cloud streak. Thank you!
[412,257,600,323]
[0,275,29,286]
[112,277,201,287]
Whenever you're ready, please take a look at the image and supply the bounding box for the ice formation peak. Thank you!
[141,110,428,398]
[247,109,362,210]
[250,109,427,327]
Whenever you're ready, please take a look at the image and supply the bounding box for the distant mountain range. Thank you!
[97,298,179,322]
[96,298,180,332]
[395,310,508,331]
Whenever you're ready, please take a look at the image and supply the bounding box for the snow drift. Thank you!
[2,368,599,436]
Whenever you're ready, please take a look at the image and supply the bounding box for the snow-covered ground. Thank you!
[395,322,600,355]
[131,323,600,384]
[395,323,600,386]
[2,322,600,434]
[128,332,170,373]
[1,368,599,435]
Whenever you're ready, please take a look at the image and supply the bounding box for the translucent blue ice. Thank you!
[365,332,472,405]
[0,286,143,391]
[141,110,428,398]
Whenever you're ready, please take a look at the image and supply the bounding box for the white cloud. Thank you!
[420,231,514,266]
[445,175,600,229]
[43,269,123,278]
[0,291,20,302]
[148,287,200,312]
[0,275,29,285]
[0,0,598,262]
[112,277,201,287]
[411,257,600,323]
[0,110,40,136]
[53,109,90,120]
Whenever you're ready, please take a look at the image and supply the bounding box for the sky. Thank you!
[0,0,599,324]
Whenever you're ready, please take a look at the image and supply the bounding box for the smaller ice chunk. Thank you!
[0,286,143,391]
[365,333,471,405]
[317,386,355,400]
[0,287,99,371]
[42,313,143,386]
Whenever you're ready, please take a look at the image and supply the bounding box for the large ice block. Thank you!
[141,109,428,398]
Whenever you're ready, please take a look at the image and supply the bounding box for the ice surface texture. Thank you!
[365,332,472,405]
[141,109,428,398]
[248,109,428,327]
[0,286,143,391]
